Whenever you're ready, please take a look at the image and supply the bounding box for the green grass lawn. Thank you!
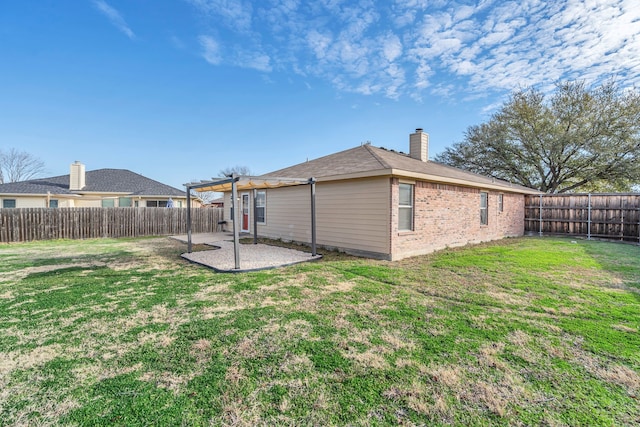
[0,236,638,426]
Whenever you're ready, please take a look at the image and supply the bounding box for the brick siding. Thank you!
[390,179,524,260]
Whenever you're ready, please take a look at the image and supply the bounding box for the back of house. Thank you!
[223,129,539,260]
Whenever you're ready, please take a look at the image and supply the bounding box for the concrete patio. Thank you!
[171,232,322,272]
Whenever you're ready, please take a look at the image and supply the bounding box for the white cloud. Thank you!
[381,33,403,62]
[187,0,253,33]
[198,35,273,72]
[237,51,272,72]
[92,0,135,39]
[198,35,221,65]
[307,30,333,59]
[186,0,640,100]
[454,5,475,21]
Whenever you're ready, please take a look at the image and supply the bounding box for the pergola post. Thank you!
[253,188,258,245]
[186,187,192,253]
[231,174,241,269]
[184,175,315,265]
[310,177,317,256]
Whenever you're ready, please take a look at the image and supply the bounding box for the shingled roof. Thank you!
[264,144,539,194]
[0,169,186,197]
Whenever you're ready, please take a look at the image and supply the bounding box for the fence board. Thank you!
[0,207,223,243]
[525,194,640,243]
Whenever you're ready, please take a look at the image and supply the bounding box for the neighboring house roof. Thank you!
[0,169,186,197]
[263,144,539,194]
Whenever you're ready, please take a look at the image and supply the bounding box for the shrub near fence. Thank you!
[525,193,640,243]
[0,207,223,243]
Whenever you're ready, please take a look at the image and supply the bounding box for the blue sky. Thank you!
[1,0,639,190]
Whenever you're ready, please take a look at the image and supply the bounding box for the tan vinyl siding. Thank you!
[255,185,311,242]
[253,177,390,256]
[74,199,103,208]
[224,192,234,224]
[3,197,45,208]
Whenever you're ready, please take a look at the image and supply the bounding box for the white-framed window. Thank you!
[49,199,59,208]
[119,197,132,207]
[498,194,504,212]
[480,192,488,225]
[256,190,266,224]
[398,183,414,231]
[101,199,115,207]
[2,199,16,208]
[146,200,168,207]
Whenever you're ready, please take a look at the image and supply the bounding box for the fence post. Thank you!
[538,194,543,236]
[620,198,624,241]
[637,195,640,245]
[587,193,591,240]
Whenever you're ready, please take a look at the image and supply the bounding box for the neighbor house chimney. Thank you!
[409,128,429,162]
[69,161,86,191]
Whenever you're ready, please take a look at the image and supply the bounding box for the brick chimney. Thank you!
[409,128,429,162]
[69,161,86,191]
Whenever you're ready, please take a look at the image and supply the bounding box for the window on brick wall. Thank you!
[399,183,414,231]
[498,194,504,212]
[480,192,488,225]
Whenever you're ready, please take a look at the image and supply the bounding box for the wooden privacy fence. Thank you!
[0,207,223,243]
[524,193,640,243]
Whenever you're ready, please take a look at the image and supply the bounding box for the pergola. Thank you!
[184,174,317,270]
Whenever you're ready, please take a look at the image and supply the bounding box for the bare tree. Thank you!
[188,166,252,205]
[0,148,46,184]
[218,165,252,177]
[190,166,254,205]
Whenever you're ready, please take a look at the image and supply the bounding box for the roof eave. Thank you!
[0,192,80,198]
[390,169,541,194]
[72,191,133,196]
[302,168,540,194]
[132,194,187,198]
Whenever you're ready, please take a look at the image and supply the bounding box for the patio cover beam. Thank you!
[185,176,310,193]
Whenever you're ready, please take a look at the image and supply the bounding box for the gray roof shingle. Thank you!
[0,169,186,197]
[264,144,538,193]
